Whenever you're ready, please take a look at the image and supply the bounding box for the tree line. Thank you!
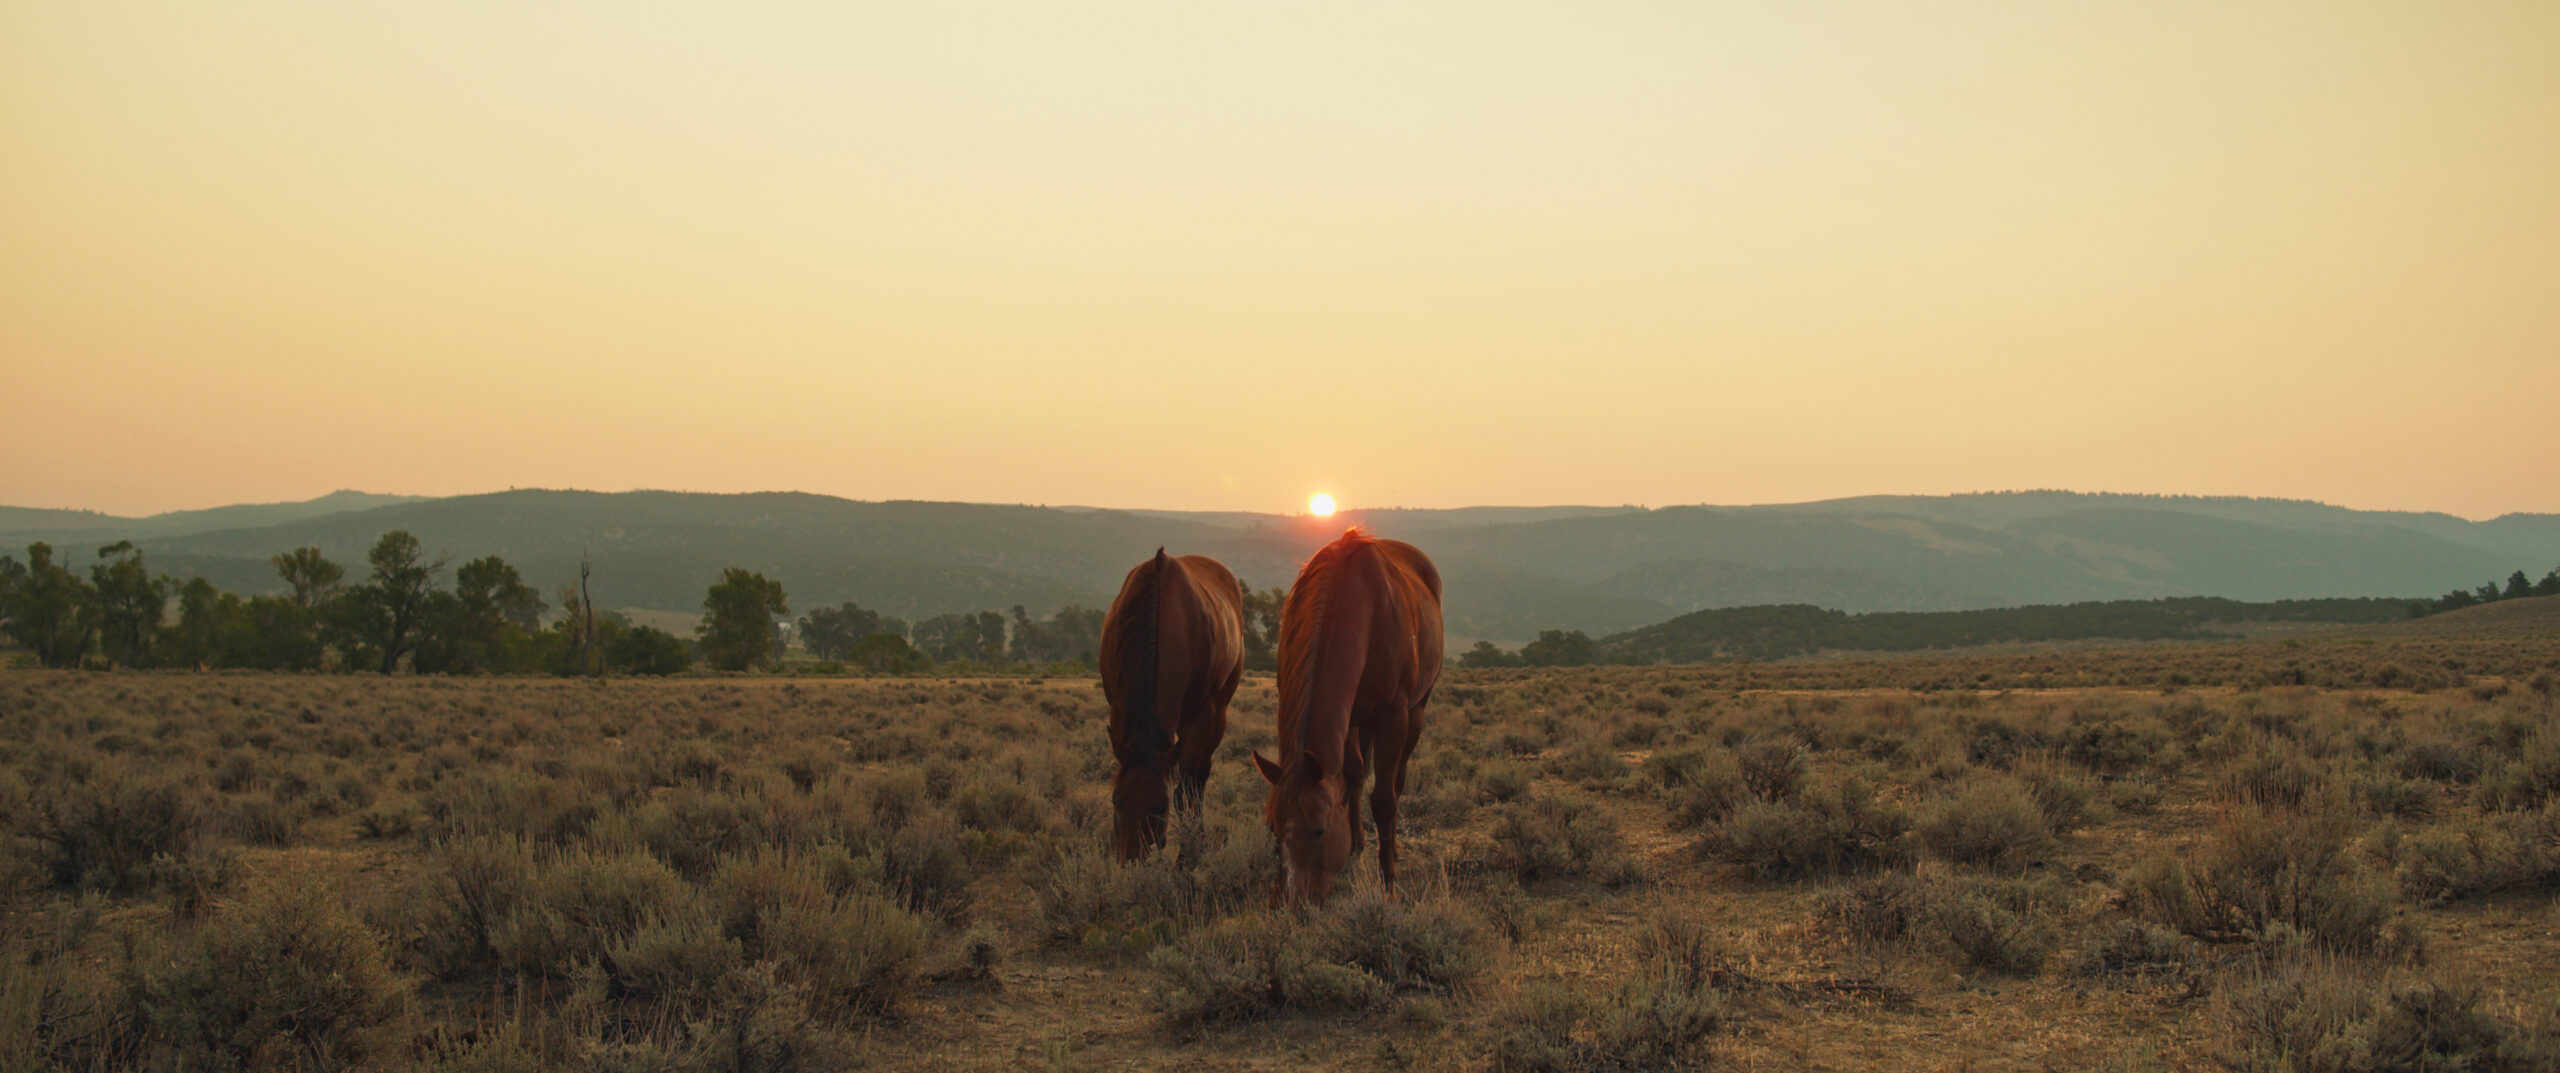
[2407,568,2560,618]
[1469,593,2472,667]
[0,532,1297,677]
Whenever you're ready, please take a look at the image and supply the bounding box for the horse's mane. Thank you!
[1109,549,1169,770]
[1279,528,1376,760]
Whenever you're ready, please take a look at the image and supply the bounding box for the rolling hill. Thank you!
[2,489,2552,642]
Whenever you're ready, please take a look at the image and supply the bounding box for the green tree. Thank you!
[271,546,345,610]
[1458,640,1520,669]
[1238,583,1286,671]
[606,625,693,676]
[2504,570,2534,601]
[910,610,1005,663]
[2537,568,2560,598]
[697,568,788,672]
[3,542,98,668]
[1519,629,1596,667]
[238,595,323,671]
[329,531,444,673]
[160,576,241,669]
[416,556,546,674]
[799,602,902,661]
[91,541,172,668]
[1008,604,1105,666]
[848,631,929,673]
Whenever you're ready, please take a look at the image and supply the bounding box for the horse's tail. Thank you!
[1111,549,1171,770]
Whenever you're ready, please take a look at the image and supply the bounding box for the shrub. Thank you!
[2392,805,2560,903]
[2353,773,2437,819]
[1648,749,1745,830]
[2077,919,2189,977]
[2397,738,2486,784]
[1926,878,2059,976]
[1488,917,1729,1072]
[1148,913,1390,1026]
[2478,728,2560,812]
[21,771,212,894]
[1314,885,1496,996]
[2215,949,2560,1073]
[409,834,537,981]
[1478,762,1533,804]
[1916,775,2053,871]
[1545,737,1630,787]
[2129,796,2396,953]
[1735,739,1807,802]
[1484,794,1643,886]
[1705,774,1909,880]
[129,882,404,1072]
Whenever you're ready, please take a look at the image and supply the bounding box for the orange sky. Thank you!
[4,3,2555,519]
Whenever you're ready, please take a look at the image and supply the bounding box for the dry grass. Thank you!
[3,632,2558,1070]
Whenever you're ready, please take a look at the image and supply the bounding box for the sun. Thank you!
[1308,493,1336,517]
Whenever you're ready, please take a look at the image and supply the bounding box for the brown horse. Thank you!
[1100,549,1246,860]
[1251,529,1443,905]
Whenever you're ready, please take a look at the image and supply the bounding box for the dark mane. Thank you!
[1279,528,1375,758]
[1108,549,1169,770]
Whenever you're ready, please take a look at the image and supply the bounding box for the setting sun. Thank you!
[1309,493,1336,517]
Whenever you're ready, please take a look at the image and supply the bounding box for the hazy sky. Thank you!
[5,2,2555,519]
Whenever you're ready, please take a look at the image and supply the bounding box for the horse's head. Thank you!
[1109,760,1172,861]
[1253,750,1353,906]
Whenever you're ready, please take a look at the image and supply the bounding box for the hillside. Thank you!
[0,491,422,547]
[2359,593,2560,639]
[3,489,2552,641]
[1596,596,2417,663]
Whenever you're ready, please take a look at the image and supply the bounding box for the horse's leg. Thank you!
[1375,702,1426,896]
[1173,706,1217,866]
[1370,766,1402,897]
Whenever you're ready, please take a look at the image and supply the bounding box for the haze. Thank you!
[4,3,2554,519]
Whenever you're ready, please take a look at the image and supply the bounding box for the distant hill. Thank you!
[0,491,422,549]
[3,488,2552,641]
[2358,594,2560,639]
[1598,596,2416,663]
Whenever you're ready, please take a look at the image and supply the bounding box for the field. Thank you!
[5,632,2560,1071]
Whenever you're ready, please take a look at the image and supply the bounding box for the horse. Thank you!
[1099,548,1247,861]
[1251,529,1443,906]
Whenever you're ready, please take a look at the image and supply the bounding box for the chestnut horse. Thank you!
[1100,549,1246,860]
[1252,529,1443,905]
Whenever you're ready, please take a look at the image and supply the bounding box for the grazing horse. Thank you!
[1100,549,1246,860]
[1252,529,1443,906]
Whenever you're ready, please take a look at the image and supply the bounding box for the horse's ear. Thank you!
[1252,752,1284,785]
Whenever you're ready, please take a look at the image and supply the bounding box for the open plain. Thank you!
[5,629,2559,1071]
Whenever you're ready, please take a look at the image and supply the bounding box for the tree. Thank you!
[416,556,545,674]
[271,546,345,610]
[3,543,98,668]
[913,611,1007,663]
[1238,583,1286,671]
[91,541,172,668]
[330,531,444,673]
[799,602,902,661]
[160,576,240,669]
[1008,604,1105,666]
[697,568,788,672]
[2505,570,2534,601]
[606,625,693,676]
[2538,568,2560,598]
[0,553,24,639]
[1458,640,1520,669]
[237,595,323,671]
[847,631,928,673]
[1519,629,1596,667]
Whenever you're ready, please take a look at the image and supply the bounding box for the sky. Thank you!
[4,2,2555,520]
